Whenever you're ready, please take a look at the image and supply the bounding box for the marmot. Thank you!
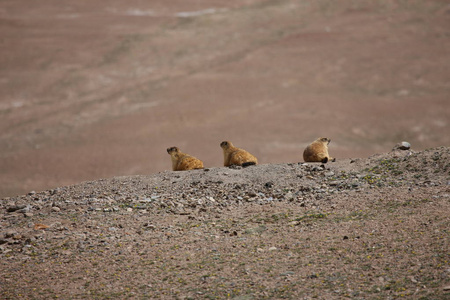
[220,141,258,167]
[166,147,204,171]
[303,137,335,163]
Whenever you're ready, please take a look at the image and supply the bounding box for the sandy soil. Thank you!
[1,146,449,299]
[1,0,450,198]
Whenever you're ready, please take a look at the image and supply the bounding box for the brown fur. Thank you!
[220,141,258,167]
[303,137,335,163]
[166,147,204,171]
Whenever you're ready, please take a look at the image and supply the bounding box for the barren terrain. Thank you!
[1,0,450,197]
[1,146,449,299]
[1,2,450,298]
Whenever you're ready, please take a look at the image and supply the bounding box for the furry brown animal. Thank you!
[166,147,204,171]
[303,137,335,163]
[220,141,258,167]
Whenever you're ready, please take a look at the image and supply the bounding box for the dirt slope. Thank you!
[1,147,449,299]
[1,1,449,198]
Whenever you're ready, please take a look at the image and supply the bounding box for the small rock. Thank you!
[443,285,450,291]
[285,192,294,201]
[264,182,273,189]
[51,206,61,212]
[143,223,156,230]
[4,230,17,238]
[61,250,73,256]
[393,141,411,151]
[268,246,277,251]
[16,205,31,214]
[6,204,26,213]
[228,165,242,170]
[1,248,12,254]
[281,271,295,276]
[12,234,23,240]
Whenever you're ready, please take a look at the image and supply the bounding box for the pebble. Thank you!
[52,206,61,212]
[142,223,156,230]
[351,181,360,188]
[4,230,18,238]
[6,204,26,213]
[281,271,295,276]
[393,141,411,151]
[285,192,294,201]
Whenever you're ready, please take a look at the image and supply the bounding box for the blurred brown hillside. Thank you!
[1,0,449,197]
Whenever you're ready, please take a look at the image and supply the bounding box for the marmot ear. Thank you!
[167,147,178,153]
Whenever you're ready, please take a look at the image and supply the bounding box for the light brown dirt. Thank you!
[1,0,450,198]
[1,147,449,299]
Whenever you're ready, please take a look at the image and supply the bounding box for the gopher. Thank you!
[166,147,204,171]
[303,137,335,163]
[220,141,258,167]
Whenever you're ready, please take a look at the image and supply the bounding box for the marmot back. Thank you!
[167,147,204,171]
[303,137,335,163]
[220,141,258,167]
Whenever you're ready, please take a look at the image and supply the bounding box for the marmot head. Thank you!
[167,147,180,155]
[220,141,233,149]
[318,137,331,145]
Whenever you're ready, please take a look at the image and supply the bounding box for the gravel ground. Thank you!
[1,147,449,299]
